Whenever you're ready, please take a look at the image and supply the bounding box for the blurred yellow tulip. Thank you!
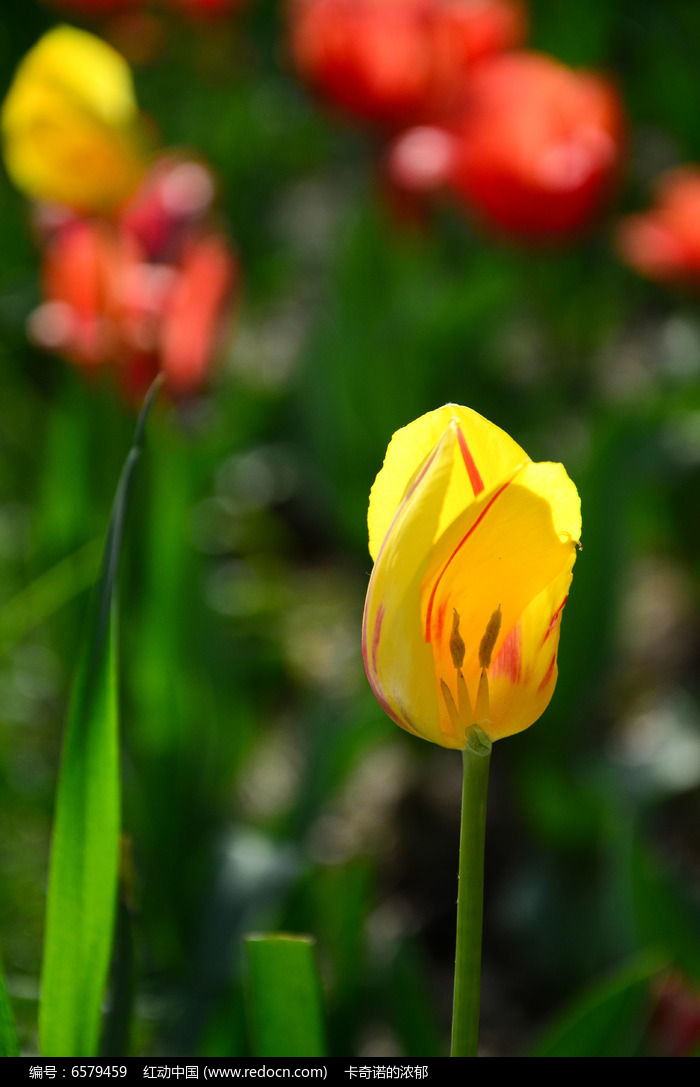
[2,25,146,213]
[362,405,581,747]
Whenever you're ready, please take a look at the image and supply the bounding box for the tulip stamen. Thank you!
[474,608,502,725]
[440,608,475,737]
[478,605,502,670]
[450,608,466,670]
[442,670,475,743]
[475,668,491,725]
[440,678,463,735]
[457,669,473,723]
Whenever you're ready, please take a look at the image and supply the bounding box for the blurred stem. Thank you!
[451,726,491,1058]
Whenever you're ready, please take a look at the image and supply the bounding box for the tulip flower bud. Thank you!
[362,405,581,747]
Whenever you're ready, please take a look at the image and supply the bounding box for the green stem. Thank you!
[450,725,492,1057]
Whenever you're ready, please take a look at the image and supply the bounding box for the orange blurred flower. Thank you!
[289,0,525,127]
[362,405,581,747]
[615,168,700,288]
[388,51,625,241]
[29,156,238,399]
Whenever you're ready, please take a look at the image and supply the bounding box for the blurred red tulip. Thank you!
[289,0,526,127]
[388,51,625,241]
[449,53,624,239]
[28,156,238,399]
[290,0,433,126]
[616,168,700,287]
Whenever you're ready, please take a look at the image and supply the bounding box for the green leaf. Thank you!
[244,935,326,1058]
[0,958,19,1056]
[529,954,666,1058]
[38,379,161,1058]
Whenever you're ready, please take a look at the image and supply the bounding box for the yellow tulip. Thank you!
[2,25,145,213]
[362,404,581,747]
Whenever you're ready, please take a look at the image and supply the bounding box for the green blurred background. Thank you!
[2,0,700,1058]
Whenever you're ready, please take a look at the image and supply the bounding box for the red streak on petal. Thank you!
[370,672,417,733]
[491,623,522,683]
[538,652,556,692]
[424,477,513,642]
[361,620,420,736]
[435,599,448,642]
[541,595,568,645]
[362,605,403,727]
[372,604,384,674]
[456,424,485,496]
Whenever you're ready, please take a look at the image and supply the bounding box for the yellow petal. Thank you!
[363,423,461,745]
[368,404,529,561]
[2,26,145,212]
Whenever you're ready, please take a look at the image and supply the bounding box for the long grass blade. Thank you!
[38,378,161,1058]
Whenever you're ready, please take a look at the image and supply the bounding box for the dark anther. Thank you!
[478,605,502,669]
[450,608,466,670]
